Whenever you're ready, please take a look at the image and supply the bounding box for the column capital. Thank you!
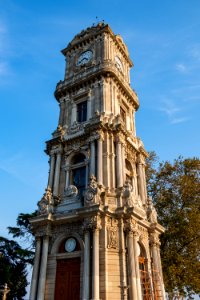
[136,153,146,165]
[149,232,161,247]
[51,145,63,155]
[115,133,125,144]
[98,131,104,141]
[59,97,65,105]
[84,215,102,231]
[124,217,138,235]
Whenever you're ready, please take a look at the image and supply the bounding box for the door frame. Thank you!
[48,233,84,300]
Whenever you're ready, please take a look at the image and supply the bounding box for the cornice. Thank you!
[55,61,139,109]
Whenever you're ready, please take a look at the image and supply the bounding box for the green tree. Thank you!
[0,211,36,299]
[147,155,200,298]
[8,211,37,249]
[0,237,33,299]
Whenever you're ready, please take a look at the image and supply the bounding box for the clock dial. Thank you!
[65,238,76,252]
[77,50,93,66]
[115,56,123,72]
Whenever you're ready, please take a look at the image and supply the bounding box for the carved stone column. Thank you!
[121,143,126,184]
[125,218,139,300]
[87,90,92,120]
[137,160,145,205]
[97,134,103,185]
[150,233,164,299]
[53,150,62,196]
[127,230,138,299]
[29,236,41,300]
[90,216,102,300]
[90,140,95,177]
[37,235,49,300]
[48,152,55,190]
[103,132,110,187]
[71,102,76,125]
[119,219,127,300]
[133,234,142,300]
[137,154,147,206]
[116,139,123,187]
[64,164,70,189]
[110,133,115,189]
[83,225,90,300]
[58,98,65,126]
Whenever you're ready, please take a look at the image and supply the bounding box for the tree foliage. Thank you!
[8,211,37,250]
[0,237,34,299]
[147,154,200,298]
[0,211,36,299]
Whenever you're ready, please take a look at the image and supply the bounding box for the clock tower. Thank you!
[29,23,166,300]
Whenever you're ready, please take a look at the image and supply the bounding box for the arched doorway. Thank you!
[54,237,81,300]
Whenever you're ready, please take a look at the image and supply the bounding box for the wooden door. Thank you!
[54,257,80,300]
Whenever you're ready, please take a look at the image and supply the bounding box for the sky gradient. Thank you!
[0,0,200,240]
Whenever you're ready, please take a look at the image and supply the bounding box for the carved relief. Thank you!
[106,217,119,249]
[64,185,78,197]
[107,227,118,249]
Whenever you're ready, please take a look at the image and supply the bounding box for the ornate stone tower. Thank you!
[29,23,166,300]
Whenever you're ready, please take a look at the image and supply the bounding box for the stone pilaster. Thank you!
[86,216,102,300]
[48,151,56,190]
[58,98,65,126]
[36,235,49,300]
[82,221,91,300]
[116,136,123,188]
[119,219,128,300]
[71,102,76,125]
[125,217,142,300]
[29,236,41,300]
[150,232,165,299]
[97,133,104,185]
[90,140,96,177]
[64,164,70,189]
[53,148,62,196]
[87,90,92,120]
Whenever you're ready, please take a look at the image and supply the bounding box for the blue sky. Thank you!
[0,0,200,238]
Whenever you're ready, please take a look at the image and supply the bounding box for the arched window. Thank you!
[70,153,86,200]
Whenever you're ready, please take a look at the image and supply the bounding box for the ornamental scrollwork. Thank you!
[37,187,60,215]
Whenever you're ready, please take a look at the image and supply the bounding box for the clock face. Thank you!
[115,56,123,72]
[65,238,76,252]
[77,50,93,66]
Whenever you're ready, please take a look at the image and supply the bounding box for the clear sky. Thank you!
[0,0,200,238]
